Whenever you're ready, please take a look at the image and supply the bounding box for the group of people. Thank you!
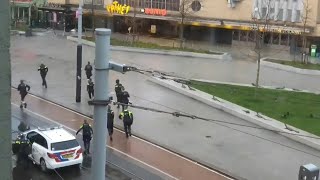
[17,61,135,155]
[76,78,134,154]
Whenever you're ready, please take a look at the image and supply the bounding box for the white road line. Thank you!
[13,92,234,180]
[11,103,178,180]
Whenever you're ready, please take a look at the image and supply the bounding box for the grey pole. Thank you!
[76,0,83,102]
[92,28,111,180]
[0,0,12,178]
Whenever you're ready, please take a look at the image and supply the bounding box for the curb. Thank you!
[66,36,232,60]
[10,30,48,36]
[148,77,320,151]
[261,58,320,76]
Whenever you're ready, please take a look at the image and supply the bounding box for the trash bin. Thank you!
[299,164,319,180]
[25,28,32,37]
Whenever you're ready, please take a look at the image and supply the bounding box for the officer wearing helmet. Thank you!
[114,79,124,108]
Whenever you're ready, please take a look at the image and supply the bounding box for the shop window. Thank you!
[272,33,280,45]
[248,31,255,42]
[287,9,292,22]
[280,34,288,45]
[166,0,180,11]
[239,31,248,41]
[295,10,301,22]
[232,30,239,41]
[277,9,283,21]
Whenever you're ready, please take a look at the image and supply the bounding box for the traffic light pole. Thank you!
[76,1,83,102]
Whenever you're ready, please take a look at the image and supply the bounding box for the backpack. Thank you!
[82,124,92,136]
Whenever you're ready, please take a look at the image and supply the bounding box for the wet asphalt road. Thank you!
[11,104,163,180]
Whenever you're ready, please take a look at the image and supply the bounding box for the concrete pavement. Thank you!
[10,34,320,180]
[11,90,232,180]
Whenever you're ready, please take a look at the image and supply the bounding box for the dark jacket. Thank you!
[17,83,30,95]
[76,123,93,137]
[115,83,123,95]
[87,81,94,92]
[38,65,48,76]
[121,91,130,104]
[85,64,93,74]
[107,110,114,129]
[119,110,133,124]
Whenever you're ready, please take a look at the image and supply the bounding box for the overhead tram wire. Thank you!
[115,102,320,159]
[114,101,320,140]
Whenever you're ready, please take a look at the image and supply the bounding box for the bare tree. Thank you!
[251,0,273,88]
[300,0,311,64]
[178,0,202,49]
[125,0,141,43]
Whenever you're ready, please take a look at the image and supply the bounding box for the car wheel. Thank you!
[40,158,47,172]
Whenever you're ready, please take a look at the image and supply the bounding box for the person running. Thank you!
[17,80,30,109]
[38,63,48,88]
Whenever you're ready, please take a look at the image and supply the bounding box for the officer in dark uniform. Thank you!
[37,63,48,88]
[119,108,133,138]
[107,105,115,141]
[120,87,130,111]
[114,79,123,108]
[84,62,93,80]
[87,78,94,99]
[17,80,30,109]
[76,120,93,155]
[12,134,31,164]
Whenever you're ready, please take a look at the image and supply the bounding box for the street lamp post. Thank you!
[76,0,83,102]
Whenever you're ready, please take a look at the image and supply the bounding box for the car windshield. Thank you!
[51,139,79,151]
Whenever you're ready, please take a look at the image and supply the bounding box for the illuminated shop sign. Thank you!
[106,1,130,15]
[142,8,167,16]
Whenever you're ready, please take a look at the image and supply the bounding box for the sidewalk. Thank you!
[111,32,320,64]
[10,34,320,180]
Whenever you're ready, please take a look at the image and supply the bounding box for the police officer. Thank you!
[120,87,130,111]
[119,108,133,138]
[76,120,93,155]
[87,78,94,100]
[107,105,115,141]
[38,63,48,88]
[17,80,30,109]
[12,134,31,164]
[84,61,93,80]
[114,79,123,108]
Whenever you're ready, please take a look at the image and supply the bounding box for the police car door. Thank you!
[32,134,48,164]
[26,131,39,163]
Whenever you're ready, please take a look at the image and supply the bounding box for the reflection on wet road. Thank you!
[11,105,162,180]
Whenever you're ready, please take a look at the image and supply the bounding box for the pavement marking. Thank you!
[25,92,234,180]
[11,103,178,180]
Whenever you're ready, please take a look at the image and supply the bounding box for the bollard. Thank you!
[299,164,319,180]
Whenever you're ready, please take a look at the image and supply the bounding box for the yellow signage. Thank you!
[106,1,130,15]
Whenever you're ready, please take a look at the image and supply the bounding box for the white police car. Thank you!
[22,126,83,172]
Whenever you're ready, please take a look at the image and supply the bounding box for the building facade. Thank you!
[33,0,320,53]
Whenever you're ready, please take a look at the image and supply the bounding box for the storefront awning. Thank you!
[82,9,312,35]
